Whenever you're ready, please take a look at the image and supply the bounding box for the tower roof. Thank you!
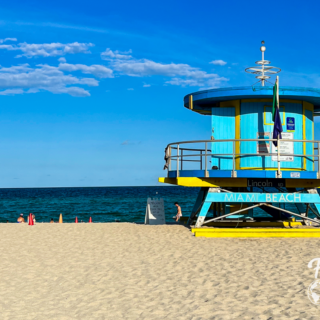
[184,86,320,115]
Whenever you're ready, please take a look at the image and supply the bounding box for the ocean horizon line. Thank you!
[0,185,178,189]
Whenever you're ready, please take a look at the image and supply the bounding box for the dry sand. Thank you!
[0,223,320,319]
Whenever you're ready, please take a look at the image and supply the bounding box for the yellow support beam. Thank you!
[192,228,320,238]
[159,177,320,188]
[188,95,193,110]
[200,221,304,228]
[158,177,247,187]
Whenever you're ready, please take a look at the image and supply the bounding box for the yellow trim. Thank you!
[219,100,241,170]
[264,105,285,125]
[241,99,302,104]
[192,228,320,238]
[189,95,193,110]
[235,102,240,170]
[303,102,314,170]
[304,101,314,111]
[303,105,306,170]
[158,177,320,188]
[158,177,247,187]
[194,221,303,228]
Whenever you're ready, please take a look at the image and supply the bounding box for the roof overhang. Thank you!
[184,86,320,115]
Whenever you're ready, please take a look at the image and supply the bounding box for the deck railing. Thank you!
[164,139,320,178]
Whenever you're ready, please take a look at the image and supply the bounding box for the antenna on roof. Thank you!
[245,41,281,86]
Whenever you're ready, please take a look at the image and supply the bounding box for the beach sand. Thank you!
[0,223,319,319]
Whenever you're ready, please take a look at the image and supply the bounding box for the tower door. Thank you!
[211,107,235,170]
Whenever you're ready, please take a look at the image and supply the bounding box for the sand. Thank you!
[0,223,319,319]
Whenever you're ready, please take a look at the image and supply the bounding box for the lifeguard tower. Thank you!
[159,41,320,237]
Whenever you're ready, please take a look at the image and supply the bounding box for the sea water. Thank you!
[0,186,316,223]
[0,186,199,223]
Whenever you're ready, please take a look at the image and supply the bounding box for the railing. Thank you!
[164,139,320,178]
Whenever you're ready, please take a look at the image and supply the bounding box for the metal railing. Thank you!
[164,139,320,178]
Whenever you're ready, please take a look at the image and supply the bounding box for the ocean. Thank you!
[0,186,316,223]
[0,186,199,223]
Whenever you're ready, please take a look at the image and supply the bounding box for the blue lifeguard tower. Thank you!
[160,42,320,237]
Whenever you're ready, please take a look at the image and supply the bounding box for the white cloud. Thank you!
[101,48,132,60]
[210,60,227,66]
[0,38,17,44]
[0,40,229,96]
[58,62,113,78]
[0,41,94,58]
[121,140,140,145]
[0,89,24,95]
[100,47,229,88]
[108,55,227,88]
[0,63,98,97]
[46,86,91,97]
[111,59,221,79]
[0,44,15,50]
[166,76,228,89]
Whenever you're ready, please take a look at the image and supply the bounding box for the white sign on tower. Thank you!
[272,132,294,162]
[145,198,166,225]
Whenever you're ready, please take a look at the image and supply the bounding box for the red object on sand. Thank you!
[28,213,34,226]
[75,217,78,223]
[89,217,92,223]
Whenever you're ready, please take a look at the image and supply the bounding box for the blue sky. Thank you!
[0,0,319,187]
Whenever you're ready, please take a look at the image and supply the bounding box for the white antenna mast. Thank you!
[245,41,281,86]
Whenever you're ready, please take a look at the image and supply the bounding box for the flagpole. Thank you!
[277,76,281,177]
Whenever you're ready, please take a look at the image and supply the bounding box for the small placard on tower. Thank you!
[145,198,166,225]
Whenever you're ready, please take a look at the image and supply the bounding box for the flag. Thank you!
[272,78,278,122]
[272,77,282,147]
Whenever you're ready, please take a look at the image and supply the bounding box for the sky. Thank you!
[0,0,320,187]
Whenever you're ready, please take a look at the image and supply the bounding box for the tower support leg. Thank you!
[187,187,208,226]
[195,202,211,227]
[307,189,320,220]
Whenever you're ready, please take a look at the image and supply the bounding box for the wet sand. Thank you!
[0,223,319,319]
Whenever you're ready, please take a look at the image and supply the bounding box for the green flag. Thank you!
[272,79,279,122]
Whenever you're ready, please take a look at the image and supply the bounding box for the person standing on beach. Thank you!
[174,202,182,222]
[17,214,25,223]
[27,214,36,224]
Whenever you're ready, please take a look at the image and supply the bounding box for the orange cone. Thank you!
[28,213,34,226]
[89,217,92,223]
[75,217,78,223]
[59,214,63,223]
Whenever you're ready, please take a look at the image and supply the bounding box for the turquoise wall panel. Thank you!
[239,102,260,169]
[211,107,235,170]
[240,102,304,170]
[305,109,314,171]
